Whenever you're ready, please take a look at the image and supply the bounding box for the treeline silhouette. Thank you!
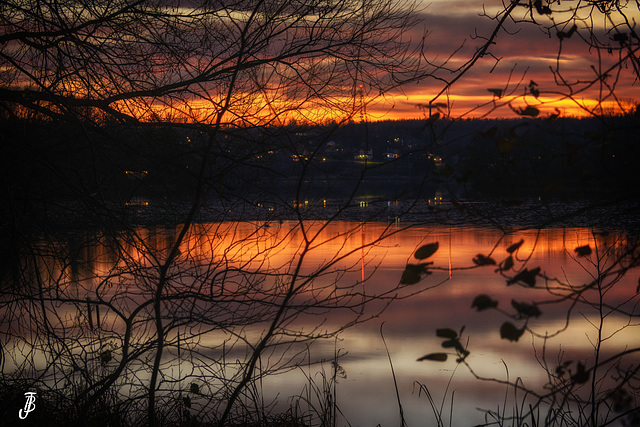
[3,114,638,216]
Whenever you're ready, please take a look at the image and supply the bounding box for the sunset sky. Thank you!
[366,0,640,120]
[3,0,639,123]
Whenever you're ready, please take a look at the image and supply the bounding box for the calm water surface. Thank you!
[6,221,639,426]
[253,223,640,426]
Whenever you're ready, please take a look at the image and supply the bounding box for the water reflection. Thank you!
[3,221,639,426]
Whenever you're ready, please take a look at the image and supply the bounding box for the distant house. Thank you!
[354,148,373,160]
[383,149,400,159]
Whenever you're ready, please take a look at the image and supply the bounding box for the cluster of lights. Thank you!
[427,196,443,205]
[292,200,310,208]
[125,200,149,206]
[290,200,330,208]
[256,202,275,212]
[124,170,149,178]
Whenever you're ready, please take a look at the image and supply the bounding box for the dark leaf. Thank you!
[574,245,592,257]
[100,350,112,365]
[610,389,633,413]
[511,300,542,318]
[487,88,503,98]
[472,294,499,311]
[415,242,439,260]
[183,396,191,408]
[190,383,199,394]
[420,262,434,271]
[500,322,525,342]
[498,255,514,272]
[534,0,552,15]
[400,267,421,285]
[557,24,577,40]
[528,82,540,98]
[517,106,540,117]
[441,339,458,348]
[436,328,458,339]
[442,339,467,355]
[507,267,540,287]
[572,362,590,384]
[613,32,628,44]
[538,6,552,15]
[569,24,577,36]
[417,352,448,362]
[473,254,496,266]
[401,262,432,284]
[507,239,524,253]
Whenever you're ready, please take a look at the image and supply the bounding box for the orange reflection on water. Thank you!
[16,220,640,426]
[53,221,634,296]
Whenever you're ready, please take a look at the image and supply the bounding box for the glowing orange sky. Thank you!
[103,1,640,124]
[360,2,640,120]
[17,1,634,124]
[13,1,638,123]
[2,0,640,126]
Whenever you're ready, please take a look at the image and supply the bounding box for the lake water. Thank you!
[3,220,639,426]
[248,222,640,426]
